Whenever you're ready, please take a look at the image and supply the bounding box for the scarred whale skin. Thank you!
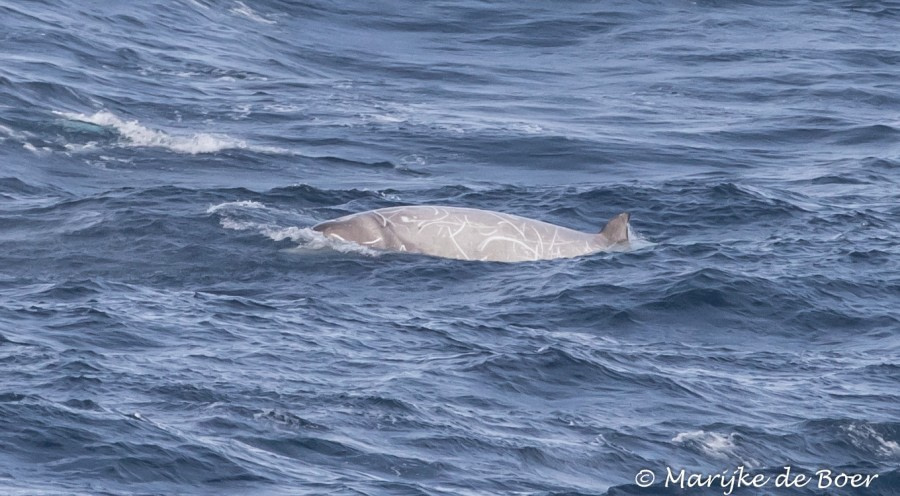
[312,205,630,262]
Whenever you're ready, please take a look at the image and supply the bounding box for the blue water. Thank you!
[1,1,899,494]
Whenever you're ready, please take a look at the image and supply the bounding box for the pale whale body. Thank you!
[313,206,630,262]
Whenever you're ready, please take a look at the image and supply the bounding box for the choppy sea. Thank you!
[1,1,898,494]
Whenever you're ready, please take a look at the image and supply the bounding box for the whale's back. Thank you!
[314,206,628,262]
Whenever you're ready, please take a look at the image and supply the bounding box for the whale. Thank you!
[312,205,630,262]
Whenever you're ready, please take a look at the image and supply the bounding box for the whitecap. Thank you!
[22,142,51,155]
[365,113,407,124]
[206,200,267,214]
[55,110,287,155]
[223,218,380,257]
[208,201,380,256]
[842,422,900,457]
[64,141,99,152]
[0,124,29,141]
[673,430,738,460]
[626,225,656,251]
[230,1,276,24]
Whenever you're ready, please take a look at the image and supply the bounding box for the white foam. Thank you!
[843,423,900,457]
[22,142,51,155]
[209,202,379,256]
[55,110,286,155]
[230,1,276,24]
[229,219,380,256]
[1,125,40,149]
[673,430,738,460]
[64,141,99,152]
[206,200,267,214]
[0,124,24,140]
[399,103,559,137]
[262,103,304,113]
[626,226,656,251]
[510,122,544,134]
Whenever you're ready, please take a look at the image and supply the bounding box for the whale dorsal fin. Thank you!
[597,212,630,245]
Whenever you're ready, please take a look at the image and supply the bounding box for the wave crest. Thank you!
[208,201,380,256]
[55,110,285,155]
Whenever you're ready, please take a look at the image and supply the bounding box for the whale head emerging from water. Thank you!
[313,206,630,262]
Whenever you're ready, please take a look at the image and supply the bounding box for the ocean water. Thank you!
[1,0,899,494]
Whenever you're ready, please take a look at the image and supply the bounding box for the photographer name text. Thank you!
[634,466,878,495]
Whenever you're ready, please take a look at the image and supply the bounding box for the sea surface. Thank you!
[1,1,899,495]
